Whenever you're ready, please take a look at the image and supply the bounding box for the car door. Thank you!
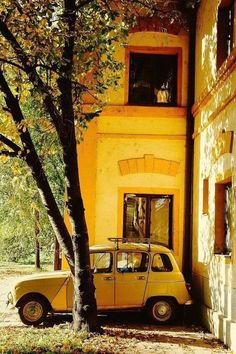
[66,251,114,310]
[115,251,149,307]
[90,251,115,308]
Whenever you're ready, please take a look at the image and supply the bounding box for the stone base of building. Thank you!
[200,304,236,354]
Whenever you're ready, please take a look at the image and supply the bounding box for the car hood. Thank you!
[14,270,70,286]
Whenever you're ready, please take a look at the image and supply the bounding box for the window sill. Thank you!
[214,253,232,258]
[101,105,187,118]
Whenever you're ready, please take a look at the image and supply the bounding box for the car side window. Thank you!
[117,252,149,273]
[152,253,173,272]
[90,252,113,273]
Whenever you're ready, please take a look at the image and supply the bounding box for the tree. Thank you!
[0,0,197,332]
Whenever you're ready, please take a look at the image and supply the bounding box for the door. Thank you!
[115,251,149,307]
[66,251,114,310]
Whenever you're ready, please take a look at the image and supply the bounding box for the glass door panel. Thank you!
[150,198,171,247]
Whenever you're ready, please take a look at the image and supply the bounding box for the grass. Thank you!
[0,262,53,277]
[0,323,142,354]
[0,324,95,354]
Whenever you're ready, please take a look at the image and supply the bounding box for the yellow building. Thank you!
[61,1,236,351]
[76,20,190,271]
[192,0,236,352]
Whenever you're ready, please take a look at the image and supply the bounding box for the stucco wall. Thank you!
[76,30,190,270]
[192,0,236,351]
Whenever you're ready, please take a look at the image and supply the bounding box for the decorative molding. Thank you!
[212,131,234,161]
[118,154,180,176]
[130,15,183,35]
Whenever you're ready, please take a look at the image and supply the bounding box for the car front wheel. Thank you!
[18,296,48,326]
[146,298,176,324]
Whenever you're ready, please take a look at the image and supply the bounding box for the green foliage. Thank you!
[0,145,63,263]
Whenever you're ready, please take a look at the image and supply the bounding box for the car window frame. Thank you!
[151,252,173,272]
[90,251,113,274]
[116,250,150,273]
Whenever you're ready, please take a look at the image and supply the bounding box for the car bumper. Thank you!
[185,299,194,305]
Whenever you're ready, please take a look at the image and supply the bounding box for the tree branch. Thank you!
[0,150,19,157]
[0,19,64,140]
[0,133,22,153]
[0,58,24,71]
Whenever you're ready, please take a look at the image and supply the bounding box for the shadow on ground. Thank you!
[41,310,227,352]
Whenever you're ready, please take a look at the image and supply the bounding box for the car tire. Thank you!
[18,296,49,326]
[146,298,176,324]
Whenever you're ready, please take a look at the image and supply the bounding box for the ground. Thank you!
[0,265,233,354]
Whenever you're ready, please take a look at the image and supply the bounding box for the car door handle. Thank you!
[137,276,145,280]
[103,276,113,281]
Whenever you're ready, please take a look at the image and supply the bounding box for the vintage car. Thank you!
[7,239,192,326]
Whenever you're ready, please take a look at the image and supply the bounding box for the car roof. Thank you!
[90,242,172,253]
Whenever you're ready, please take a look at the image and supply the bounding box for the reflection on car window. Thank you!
[90,252,112,273]
[117,252,149,273]
[152,253,173,272]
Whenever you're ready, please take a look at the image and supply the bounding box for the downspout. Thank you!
[182,4,198,282]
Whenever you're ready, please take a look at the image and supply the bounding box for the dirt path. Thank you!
[0,272,233,353]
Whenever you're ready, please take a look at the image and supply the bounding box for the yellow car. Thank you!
[8,239,192,326]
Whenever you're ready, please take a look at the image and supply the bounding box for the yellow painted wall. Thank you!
[63,29,189,271]
[192,0,236,351]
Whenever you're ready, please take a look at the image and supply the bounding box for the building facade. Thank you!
[69,23,191,271]
[192,0,236,352]
[61,1,236,352]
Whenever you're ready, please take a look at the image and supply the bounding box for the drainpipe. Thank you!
[182,4,198,282]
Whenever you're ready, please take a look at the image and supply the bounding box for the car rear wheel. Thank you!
[146,298,176,324]
[18,296,48,326]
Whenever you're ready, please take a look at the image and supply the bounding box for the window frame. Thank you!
[202,178,209,215]
[90,251,113,274]
[217,0,235,70]
[151,253,173,272]
[214,179,233,255]
[124,46,182,107]
[123,193,173,249]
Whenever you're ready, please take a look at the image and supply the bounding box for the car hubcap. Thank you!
[23,301,43,322]
[153,301,171,321]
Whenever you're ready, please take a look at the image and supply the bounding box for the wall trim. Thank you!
[192,48,236,119]
[118,154,180,176]
[100,105,187,118]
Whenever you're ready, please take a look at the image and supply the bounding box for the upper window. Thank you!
[217,0,235,70]
[123,193,173,248]
[128,53,178,106]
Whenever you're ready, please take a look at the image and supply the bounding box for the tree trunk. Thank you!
[35,238,40,269]
[54,238,61,270]
[72,235,99,332]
